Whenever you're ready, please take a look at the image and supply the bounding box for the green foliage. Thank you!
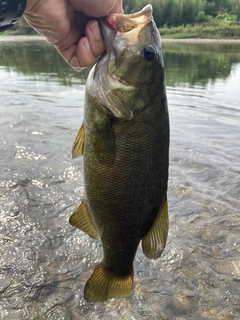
[235,4,240,20]
[123,0,240,27]
[195,11,209,23]
[216,13,237,21]
[1,0,240,38]
[160,23,240,38]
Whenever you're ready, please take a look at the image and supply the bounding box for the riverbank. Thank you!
[162,38,240,43]
[1,35,240,44]
[160,23,240,40]
[0,35,43,41]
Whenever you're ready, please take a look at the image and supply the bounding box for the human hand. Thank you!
[24,0,123,71]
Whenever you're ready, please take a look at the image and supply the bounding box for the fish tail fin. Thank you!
[84,263,133,302]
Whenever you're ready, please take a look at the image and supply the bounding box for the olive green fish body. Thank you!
[84,85,169,276]
[70,5,169,302]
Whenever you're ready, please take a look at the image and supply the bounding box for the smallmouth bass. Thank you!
[70,4,169,302]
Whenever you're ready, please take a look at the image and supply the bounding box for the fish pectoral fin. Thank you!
[69,200,99,239]
[72,122,85,159]
[142,199,169,259]
[84,263,133,302]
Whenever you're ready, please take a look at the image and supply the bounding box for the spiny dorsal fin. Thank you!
[84,263,133,302]
[142,199,169,259]
[69,200,99,239]
[72,122,85,159]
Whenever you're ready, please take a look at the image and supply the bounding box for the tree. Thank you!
[171,0,183,26]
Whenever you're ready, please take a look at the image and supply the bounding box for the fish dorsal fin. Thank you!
[142,199,169,259]
[72,122,85,158]
[69,200,99,239]
[84,263,134,302]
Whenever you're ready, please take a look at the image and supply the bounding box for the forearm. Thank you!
[0,0,26,32]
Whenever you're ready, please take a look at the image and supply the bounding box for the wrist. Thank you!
[0,0,26,32]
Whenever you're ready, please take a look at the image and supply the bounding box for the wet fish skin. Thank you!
[70,5,169,302]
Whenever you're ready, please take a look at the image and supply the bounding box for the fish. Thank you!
[70,4,169,302]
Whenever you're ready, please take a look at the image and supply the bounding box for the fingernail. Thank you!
[82,37,91,52]
[89,21,101,39]
[70,57,83,72]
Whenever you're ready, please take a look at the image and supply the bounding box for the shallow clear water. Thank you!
[0,38,240,319]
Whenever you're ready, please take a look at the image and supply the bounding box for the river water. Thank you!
[0,37,240,320]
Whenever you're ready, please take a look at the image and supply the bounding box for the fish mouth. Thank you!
[95,5,155,121]
[100,4,153,37]
[103,5,152,33]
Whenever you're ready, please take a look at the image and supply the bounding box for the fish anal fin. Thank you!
[72,122,85,159]
[142,199,169,259]
[84,263,134,302]
[69,200,99,240]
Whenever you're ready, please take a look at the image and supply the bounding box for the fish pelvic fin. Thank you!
[72,122,85,158]
[69,200,99,240]
[84,263,134,302]
[142,198,169,259]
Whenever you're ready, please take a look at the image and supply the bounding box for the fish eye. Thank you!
[143,45,156,61]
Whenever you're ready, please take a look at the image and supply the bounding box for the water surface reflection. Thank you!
[1,38,240,87]
[0,38,240,319]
